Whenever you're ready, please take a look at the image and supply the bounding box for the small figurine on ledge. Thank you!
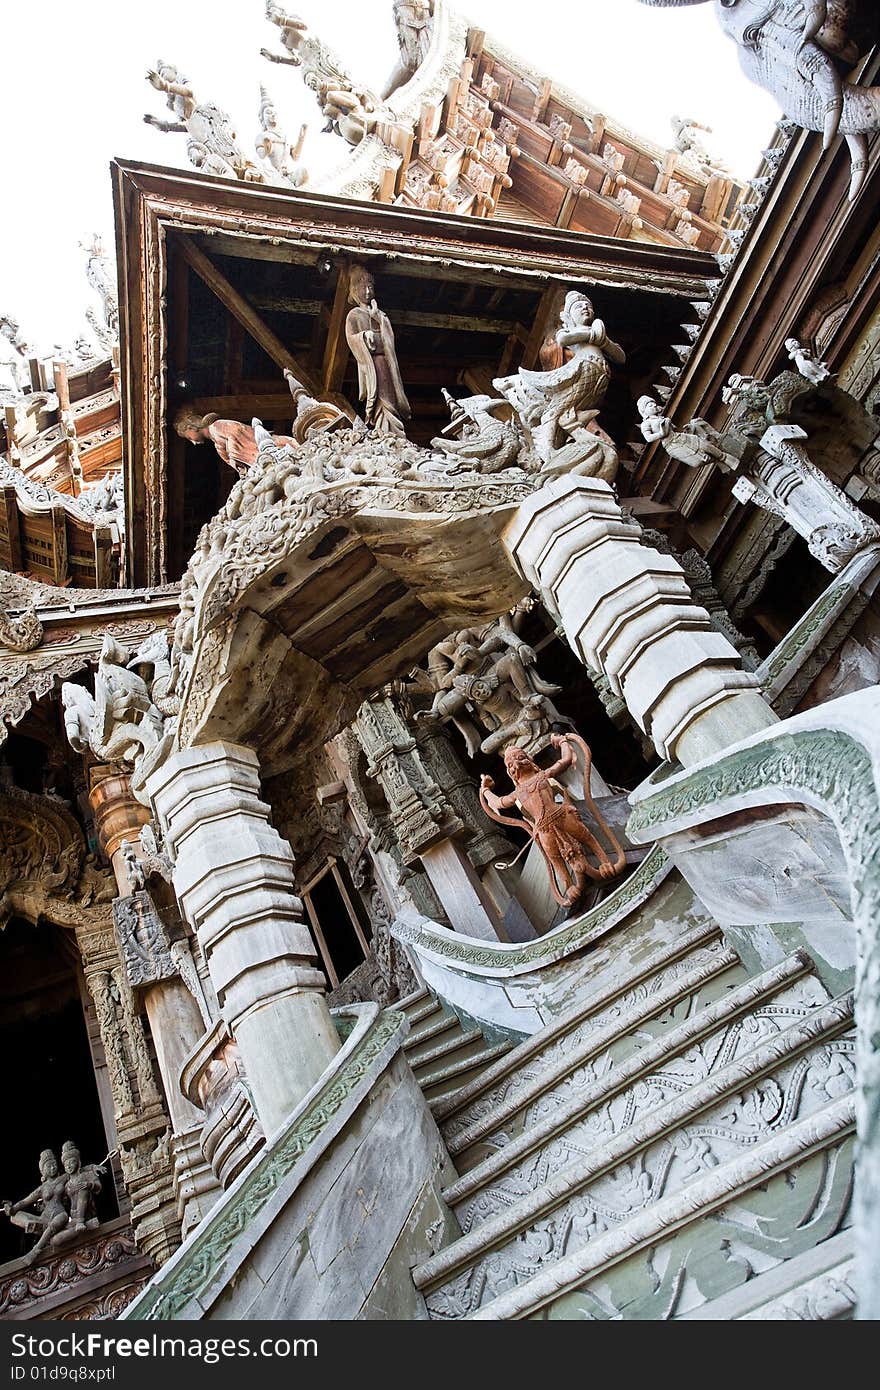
[479,733,626,909]
[785,337,832,386]
[2,1142,104,1265]
[637,395,738,472]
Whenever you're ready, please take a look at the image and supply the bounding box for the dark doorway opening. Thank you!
[0,918,117,1266]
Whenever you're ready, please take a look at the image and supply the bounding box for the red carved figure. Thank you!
[479,734,626,909]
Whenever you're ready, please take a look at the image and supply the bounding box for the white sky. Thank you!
[0,0,781,349]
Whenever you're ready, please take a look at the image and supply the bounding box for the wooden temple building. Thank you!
[1,0,880,1324]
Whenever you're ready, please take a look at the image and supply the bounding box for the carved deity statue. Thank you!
[785,337,832,385]
[637,395,738,472]
[120,838,147,893]
[671,114,728,174]
[0,314,31,397]
[480,734,626,909]
[640,3,880,199]
[415,612,568,759]
[431,392,522,472]
[2,1143,104,1265]
[255,86,308,187]
[261,5,380,146]
[174,407,300,476]
[382,1,434,98]
[145,62,265,183]
[345,267,411,437]
[60,1141,103,1233]
[495,292,625,469]
[79,236,119,341]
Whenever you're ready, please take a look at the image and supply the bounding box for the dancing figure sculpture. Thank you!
[495,292,625,467]
[480,734,626,909]
[2,1143,104,1265]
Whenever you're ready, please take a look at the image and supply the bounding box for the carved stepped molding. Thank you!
[415,983,854,1317]
[503,475,770,763]
[0,1219,151,1322]
[444,956,828,1219]
[439,926,741,1162]
[471,1097,855,1320]
[432,916,727,1128]
[393,843,672,975]
[399,991,513,1106]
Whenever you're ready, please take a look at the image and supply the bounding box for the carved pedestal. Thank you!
[88,766,151,894]
[504,477,777,765]
[733,429,880,574]
[0,1218,152,1322]
[147,741,340,1136]
[113,895,222,1235]
[75,919,180,1268]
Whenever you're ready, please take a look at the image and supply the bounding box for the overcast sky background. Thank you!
[0,0,781,349]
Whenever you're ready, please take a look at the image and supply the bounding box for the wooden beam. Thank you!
[170,248,190,379]
[190,233,321,267]
[322,260,352,396]
[520,286,566,369]
[247,295,326,317]
[190,393,297,418]
[392,308,517,334]
[223,318,244,394]
[93,525,114,589]
[174,235,321,395]
[50,505,69,584]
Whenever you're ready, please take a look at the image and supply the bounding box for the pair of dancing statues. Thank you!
[2,1142,104,1266]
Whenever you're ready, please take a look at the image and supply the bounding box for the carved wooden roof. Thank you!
[112,159,720,587]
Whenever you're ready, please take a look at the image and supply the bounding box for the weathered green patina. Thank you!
[121,1007,404,1321]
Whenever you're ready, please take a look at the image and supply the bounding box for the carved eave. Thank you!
[0,585,179,748]
[634,50,880,522]
[0,783,116,933]
[317,0,469,201]
[112,158,719,588]
[0,455,122,589]
[173,455,535,779]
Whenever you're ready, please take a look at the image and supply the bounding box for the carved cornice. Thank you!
[0,1220,149,1321]
[0,785,117,932]
[0,589,178,747]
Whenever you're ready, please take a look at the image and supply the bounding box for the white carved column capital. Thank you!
[504,477,776,765]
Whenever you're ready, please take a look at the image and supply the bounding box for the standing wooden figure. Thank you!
[345,267,411,437]
[479,733,626,908]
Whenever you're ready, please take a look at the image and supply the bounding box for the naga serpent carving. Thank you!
[639,2,880,197]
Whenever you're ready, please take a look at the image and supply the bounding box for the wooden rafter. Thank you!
[520,286,566,370]
[321,260,352,396]
[174,235,323,397]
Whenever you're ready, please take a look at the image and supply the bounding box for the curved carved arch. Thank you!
[0,786,115,932]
